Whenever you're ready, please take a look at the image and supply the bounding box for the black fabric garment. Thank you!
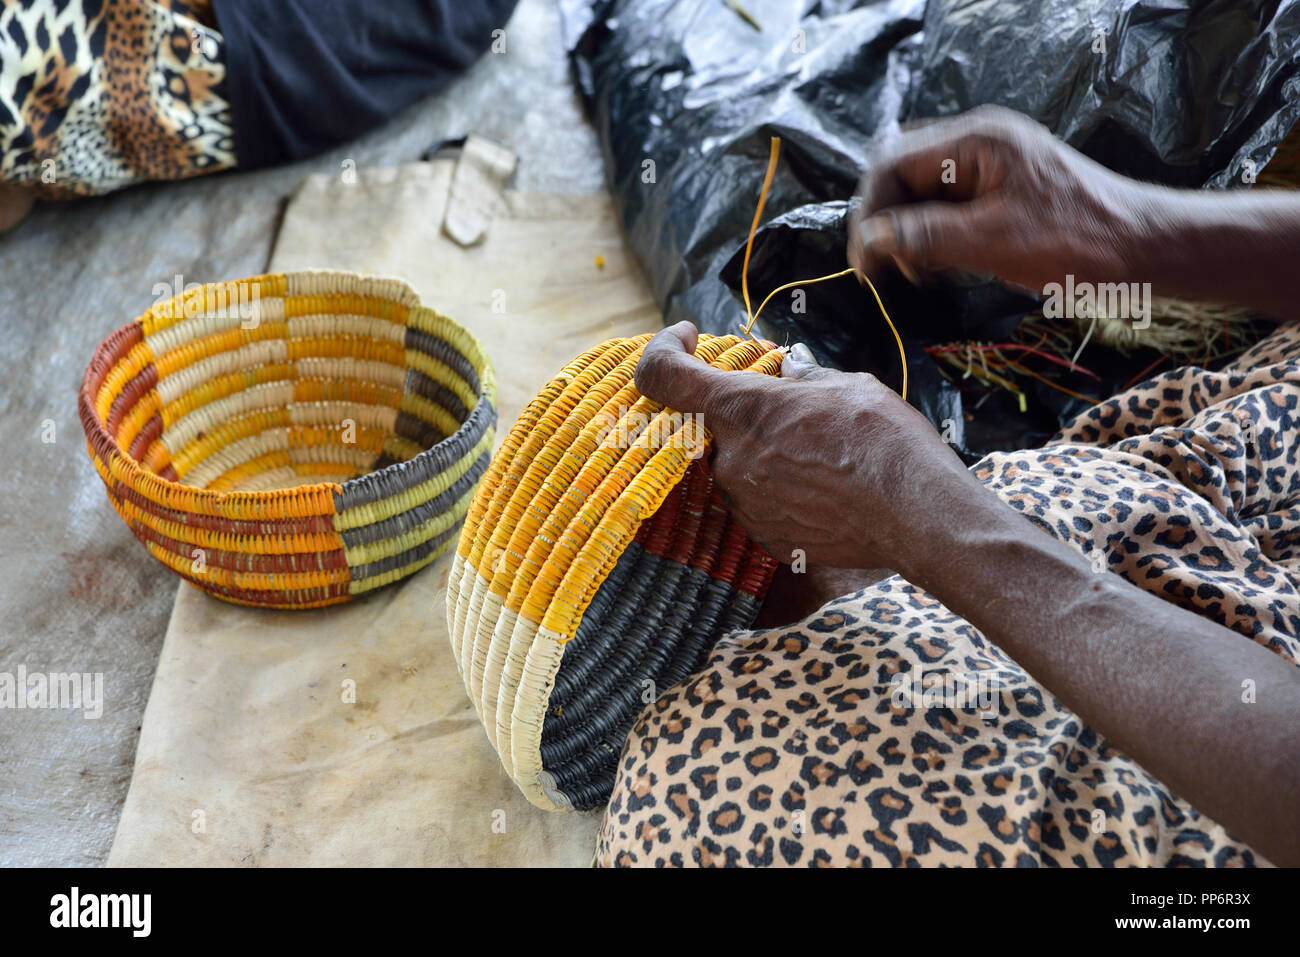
[212,0,519,169]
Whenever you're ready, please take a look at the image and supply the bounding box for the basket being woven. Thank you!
[79,270,496,609]
[447,333,781,810]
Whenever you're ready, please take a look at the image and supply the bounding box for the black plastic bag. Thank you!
[560,0,1300,458]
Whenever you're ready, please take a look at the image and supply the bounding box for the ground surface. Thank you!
[0,0,603,866]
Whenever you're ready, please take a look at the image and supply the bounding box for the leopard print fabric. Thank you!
[597,322,1300,867]
[0,0,234,197]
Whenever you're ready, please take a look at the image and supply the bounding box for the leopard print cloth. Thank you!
[597,322,1300,867]
[0,0,234,197]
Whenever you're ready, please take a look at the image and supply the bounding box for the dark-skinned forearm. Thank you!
[1122,184,1300,321]
[886,457,1300,864]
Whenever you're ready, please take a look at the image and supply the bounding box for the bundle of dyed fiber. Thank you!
[447,334,780,811]
[80,270,495,609]
[1028,298,1263,364]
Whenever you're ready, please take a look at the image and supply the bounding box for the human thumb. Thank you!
[781,342,825,379]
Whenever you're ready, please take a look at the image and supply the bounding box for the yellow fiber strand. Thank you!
[1001,357,1101,405]
[748,269,855,329]
[854,268,909,403]
[737,137,909,401]
[741,137,781,328]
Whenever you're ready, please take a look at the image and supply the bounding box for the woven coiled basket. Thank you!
[447,334,780,810]
[79,270,496,609]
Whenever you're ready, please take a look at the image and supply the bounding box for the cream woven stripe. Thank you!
[153,315,407,406]
[163,380,295,450]
[144,297,289,357]
[478,604,523,746]
[455,486,555,695]
[460,580,503,706]
[161,384,396,464]
[285,270,420,306]
[187,435,377,490]
[182,427,295,488]
[512,624,568,810]
[447,555,474,675]
[494,590,553,782]
[297,357,406,389]
[155,338,290,406]
[446,555,465,647]
[138,271,419,353]
[172,403,396,485]
[449,559,556,801]
[450,561,498,724]
[285,313,407,343]
[286,401,399,431]
[448,560,482,712]
[286,444,376,467]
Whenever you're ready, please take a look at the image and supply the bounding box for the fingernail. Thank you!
[790,342,817,365]
[857,215,897,254]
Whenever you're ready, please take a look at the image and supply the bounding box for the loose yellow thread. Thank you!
[740,137,780,330]
[738,136,908,401]
[723,0,763,31]
[853,267,909,403]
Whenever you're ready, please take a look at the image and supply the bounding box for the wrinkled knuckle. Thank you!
[968,103,1029,136]
[966,129,1014,160]
[973,118,1047,161]
[970,103,1017,122]
[793,362,830,382]
[896,211,929,261]
[855,370,885,396]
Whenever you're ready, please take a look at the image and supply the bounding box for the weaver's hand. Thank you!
[847,105,1145,293]
[634,322,972,570]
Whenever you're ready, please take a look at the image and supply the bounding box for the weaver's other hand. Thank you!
[634,322,971,570]
[847,105,1144,293]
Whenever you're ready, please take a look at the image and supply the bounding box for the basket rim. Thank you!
[79,268,495,510]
